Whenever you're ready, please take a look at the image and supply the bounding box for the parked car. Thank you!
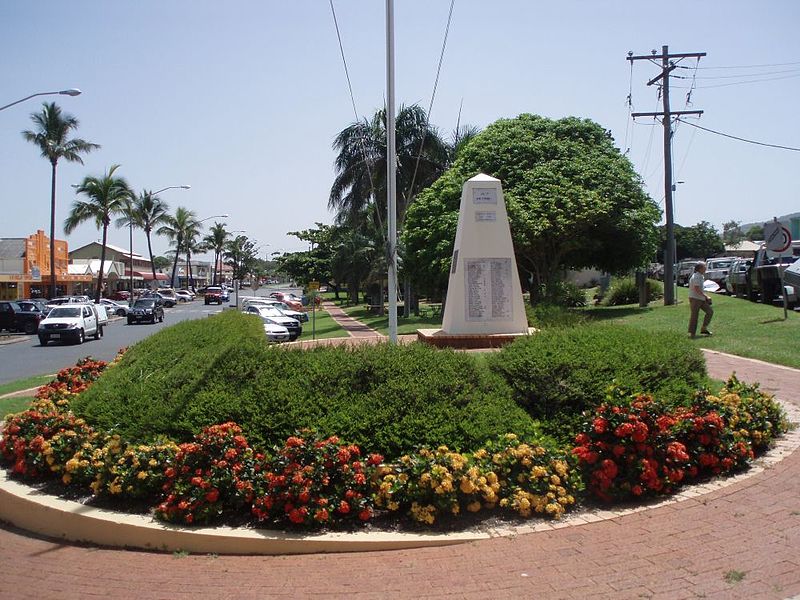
[677,260,704,286]
[127,298,165,324]
[242,313,291,343]
[750,246,799,304]
[242,306,302,340]
[204,286,224,305]
[176,289,196,301]
[98,298,130,316]
[726,258,753,298]
[38,303,106,345]
[0,301,46,334]
[17,299,50,317]
[267,291,304,312]
[46,295,91,309]
[243,298,309,322]
[704,257,737,292]
[109,290,131,301]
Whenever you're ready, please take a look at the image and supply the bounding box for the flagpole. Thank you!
[386,0,398,343]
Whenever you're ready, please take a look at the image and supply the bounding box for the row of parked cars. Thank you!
[239,295,308,343]
[677,244,800,306]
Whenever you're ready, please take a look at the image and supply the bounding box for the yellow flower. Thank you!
[137,471,148,480]
[398,473,409,483]
[61,474,72,485]
[148,459,158,467]
[388,501,400,511]
[552,460,568,478]
[531,466,548,479]
[460,478,476,494]
[550,475,561,485]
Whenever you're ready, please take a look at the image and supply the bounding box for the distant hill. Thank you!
[740,211,800,233]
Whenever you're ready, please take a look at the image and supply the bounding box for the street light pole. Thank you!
[0,88,82,112]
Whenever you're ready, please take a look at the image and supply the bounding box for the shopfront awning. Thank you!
[125,270,169,281]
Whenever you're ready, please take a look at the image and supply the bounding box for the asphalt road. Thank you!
[0,286,304,385]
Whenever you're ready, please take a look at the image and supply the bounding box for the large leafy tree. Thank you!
[674,221,724,260]
[722,220,744,246]
[22,102,100,298]
[403,114,661,303]
[157,207,200,289]
[65,165,133,302]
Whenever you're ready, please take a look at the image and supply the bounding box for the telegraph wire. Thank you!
[678,60,800,70]
[405,0,456,204]
[675,118,800,152]
[674,67,800,80]
[328,0,378,227]
[671,73,800,89]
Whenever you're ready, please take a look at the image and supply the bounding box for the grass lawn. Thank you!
[0,374,52,397]
[342,305,443,335]
[0,373,51,417]
[297,307,349,340]
[582,286,800,369]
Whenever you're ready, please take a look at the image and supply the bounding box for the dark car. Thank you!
[127,298,165,324]
[0,301,46,334]
[18,299,50,316]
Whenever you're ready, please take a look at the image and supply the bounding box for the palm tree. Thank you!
[22,102,100,298]
[132,191,171,281]
[65,165,133,303]
[329,104,449,230]
[202,222,229,285]
[157,207,199,289]
[330,104,449,315]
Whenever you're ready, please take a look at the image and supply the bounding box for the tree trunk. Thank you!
[96,222,108,304]
[187,248,194,290]
[146,227,158,281]
[170,235,182,288]
[49,161,58,299]
[403,277,411,318]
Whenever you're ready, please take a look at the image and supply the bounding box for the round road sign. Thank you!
[764,221,792,254]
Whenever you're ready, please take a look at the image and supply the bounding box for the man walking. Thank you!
[688,262,713,338]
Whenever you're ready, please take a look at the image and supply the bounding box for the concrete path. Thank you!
[0,350,799,598]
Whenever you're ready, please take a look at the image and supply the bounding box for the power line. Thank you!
[405,0,456,203]
[675,67,800,80]
[675,118,800,152]
[679,60,800,70]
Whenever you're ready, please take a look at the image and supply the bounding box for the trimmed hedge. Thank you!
[72,312,540,458]
[487,323,706,437]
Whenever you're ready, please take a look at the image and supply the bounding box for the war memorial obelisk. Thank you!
[417,173,532,348]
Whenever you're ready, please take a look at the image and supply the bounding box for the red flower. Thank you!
[614,423,634,438]
[593,418,609,434]
[205,488,220,503]
[338,501,350,514]
[358,508,372,521]
[631,422,649,443]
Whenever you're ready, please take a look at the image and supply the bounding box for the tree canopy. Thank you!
[403,114,661,302]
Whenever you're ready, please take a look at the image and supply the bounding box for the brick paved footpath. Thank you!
[0,349,798,599]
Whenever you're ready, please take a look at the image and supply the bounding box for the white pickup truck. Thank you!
[38,303,108,346]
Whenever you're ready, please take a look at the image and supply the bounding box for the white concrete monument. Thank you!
[440,173,529,336]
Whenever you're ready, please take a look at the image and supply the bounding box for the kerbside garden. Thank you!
[0,310,788,530]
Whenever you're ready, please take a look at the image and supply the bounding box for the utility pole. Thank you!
[629,45,705,306]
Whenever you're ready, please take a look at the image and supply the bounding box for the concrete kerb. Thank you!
[0,398,796,556]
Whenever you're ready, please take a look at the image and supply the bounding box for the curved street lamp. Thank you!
[0,88,82,112]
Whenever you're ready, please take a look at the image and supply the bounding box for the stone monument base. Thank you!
[416,328,536,350]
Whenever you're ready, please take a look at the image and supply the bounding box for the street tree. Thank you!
[674,221,724,260]
[157,207,200,289]
[722,220,744,246]
[65,164,133,302]
[403,114,661,303]
[746,224,764,241]
[224,235,259,282]
[22,102,100,298]
[203,222,229,286]
[133,191,172,281]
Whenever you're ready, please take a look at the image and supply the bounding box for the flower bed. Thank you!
[0,358,789,531]
[572,377,788,502]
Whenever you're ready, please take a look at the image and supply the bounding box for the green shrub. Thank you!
[525,303,588,329]
[73,312,539,459]
[602,277,663,306]
[487,323,706,441]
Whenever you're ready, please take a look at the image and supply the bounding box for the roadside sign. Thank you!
[764,220,792,255]
[308,280,320,292]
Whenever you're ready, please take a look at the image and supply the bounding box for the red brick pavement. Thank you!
[0,352,798,599]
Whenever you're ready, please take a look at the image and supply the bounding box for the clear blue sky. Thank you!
[1,1,798,261]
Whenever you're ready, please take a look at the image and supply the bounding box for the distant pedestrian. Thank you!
[688,262,713,338]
